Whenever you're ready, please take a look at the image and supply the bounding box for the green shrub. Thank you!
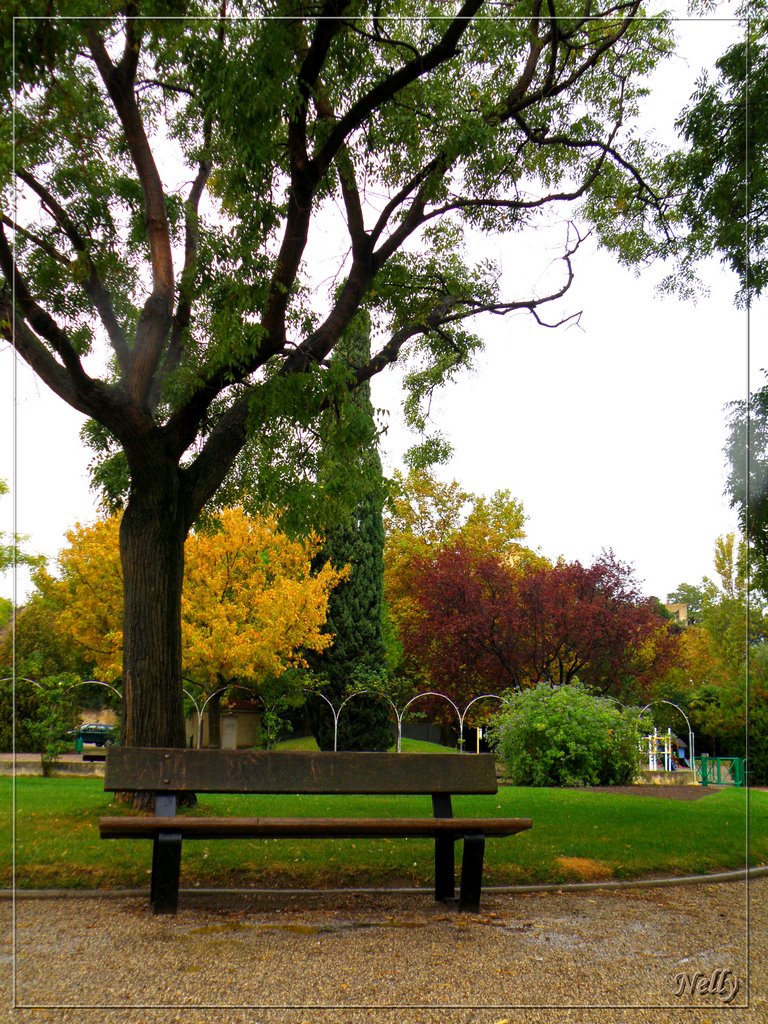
[748,698,768,786]
[490,681,650,787]
[0,675,80,770]
[0,677,42,752]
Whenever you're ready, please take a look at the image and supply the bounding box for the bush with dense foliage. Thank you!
[491,682,650,787]
[0,675,80,770]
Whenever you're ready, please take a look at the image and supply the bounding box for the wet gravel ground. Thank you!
[4,877,766,1024]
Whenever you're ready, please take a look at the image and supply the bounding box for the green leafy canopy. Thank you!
[2,3,679,530]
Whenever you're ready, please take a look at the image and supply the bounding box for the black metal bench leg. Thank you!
[434,835,455,902]
[458,832,485,912]
[151,832,182,914]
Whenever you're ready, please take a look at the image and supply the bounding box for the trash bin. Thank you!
[75,735,83,753]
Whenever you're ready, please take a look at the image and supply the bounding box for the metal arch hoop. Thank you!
[2,676,124,752]
[181,685,235,749]
[395,692,507,752]
[77,679,123,701]
[5,677,508,754]
[310,689,400,752]
[309,691,339,751]
[1,676,124,701]
[312,690,506,753]
[0,676,41,688]
[398,691,461,751]
[460,694,504,752]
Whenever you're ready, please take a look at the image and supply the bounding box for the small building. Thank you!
[185,707,262,749]
[664,603,688,626]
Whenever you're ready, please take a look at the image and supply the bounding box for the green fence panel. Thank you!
[695,756,745,787]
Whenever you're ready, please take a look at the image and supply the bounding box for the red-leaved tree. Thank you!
[399,546,677,708]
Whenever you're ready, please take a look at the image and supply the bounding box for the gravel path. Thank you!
[4,876,766,1024]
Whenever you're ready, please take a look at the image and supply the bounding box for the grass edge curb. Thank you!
[4,864,768,900]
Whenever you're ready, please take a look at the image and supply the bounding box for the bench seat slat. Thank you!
[100,815,532,840]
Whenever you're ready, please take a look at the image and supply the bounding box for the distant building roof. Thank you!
[664,603,688,626]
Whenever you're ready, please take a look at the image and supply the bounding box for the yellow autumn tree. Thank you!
[50,516,124,682]
[48,509,346,687]
[181,507,347,686]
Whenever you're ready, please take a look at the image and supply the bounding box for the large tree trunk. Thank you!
[119,467,188,751]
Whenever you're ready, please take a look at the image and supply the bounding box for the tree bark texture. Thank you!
[119,466,188,750]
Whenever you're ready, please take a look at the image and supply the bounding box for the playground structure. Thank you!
[640,700,694,769]
[637,700,698,785]
[639,705,746,787]
[643,726,691,771]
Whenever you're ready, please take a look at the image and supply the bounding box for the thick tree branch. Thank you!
[371,160,451,267]
[0,297,83,413]
[180,393,252,527]
[152,5,225,410]
[297,0,353,101]
[16,168,131,373]
[314,0,485,176]
[151,157,213,409]
[260,3,353,346]
[120,1,142,84]
[503,0,546,109]
[259,174,313,351]
[281,253,376,376]
[86,20,174,405]
[0,224,93,398]
[336,148,368,259]
[0,278,125,433]
[314,84,368,259]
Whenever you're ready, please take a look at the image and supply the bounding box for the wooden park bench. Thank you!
[99,748,532,914]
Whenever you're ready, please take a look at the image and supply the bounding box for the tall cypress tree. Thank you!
[309,314,392,751]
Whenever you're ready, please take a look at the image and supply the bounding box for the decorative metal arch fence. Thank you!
[2,676,507,753]
[310,688,504,753]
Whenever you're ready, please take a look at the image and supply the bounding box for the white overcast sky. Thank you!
[1,4,762,605]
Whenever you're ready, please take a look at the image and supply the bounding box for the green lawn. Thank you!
[3,776,766,890]
[277,736,458,754]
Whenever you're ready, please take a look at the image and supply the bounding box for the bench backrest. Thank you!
[104,748,498,796]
